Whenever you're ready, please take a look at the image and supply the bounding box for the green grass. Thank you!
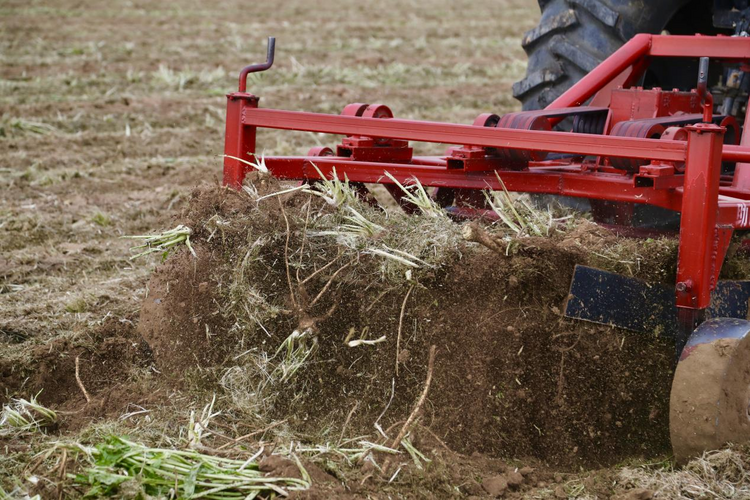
[90,211,111,227]
[58,436,310,499]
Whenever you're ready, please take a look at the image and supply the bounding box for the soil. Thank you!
[0,315,157,430]
[2,178,744,497]
[137,185,675,468]
[3,0,750,497]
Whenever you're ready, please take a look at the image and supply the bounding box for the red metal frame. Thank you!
[222,34,750,343]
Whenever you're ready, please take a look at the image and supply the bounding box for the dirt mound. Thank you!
[133,183,682,468]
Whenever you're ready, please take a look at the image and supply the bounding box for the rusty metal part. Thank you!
[670,318,750,464]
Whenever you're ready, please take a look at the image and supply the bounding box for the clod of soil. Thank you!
[137,185,678,467]
[482,475,508,496]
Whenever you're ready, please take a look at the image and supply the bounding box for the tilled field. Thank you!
[3,1,750,499]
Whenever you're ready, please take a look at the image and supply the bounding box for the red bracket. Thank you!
[223,92,259,188]
[445,146,505,171]
[676,123,727,311]
[337,136,412,163]
[634,163,681,189]
[336,103,413,163]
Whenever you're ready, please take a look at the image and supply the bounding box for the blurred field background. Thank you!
[7,3,750,499]
[0,0,536,348]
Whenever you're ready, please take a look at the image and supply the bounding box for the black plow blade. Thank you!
[564,265,750,338]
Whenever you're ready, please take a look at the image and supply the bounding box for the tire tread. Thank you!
[513,0,688,110]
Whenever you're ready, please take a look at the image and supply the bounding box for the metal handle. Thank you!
[238,37,276,92]
[697,56,714,123]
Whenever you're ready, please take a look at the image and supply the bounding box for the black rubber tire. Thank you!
[513,0,692,112]
[515,0,704,224]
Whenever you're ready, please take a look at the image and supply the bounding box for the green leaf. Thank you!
[184,462,202,497]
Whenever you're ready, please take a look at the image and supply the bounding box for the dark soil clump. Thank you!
[137,184,679,467]
[1,315,156,430]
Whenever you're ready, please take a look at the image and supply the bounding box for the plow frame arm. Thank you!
[222,34,750,347]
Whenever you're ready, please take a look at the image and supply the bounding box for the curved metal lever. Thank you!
[238,37,276,92]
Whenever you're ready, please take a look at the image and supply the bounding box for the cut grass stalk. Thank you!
[4,117,55,135]
[383,172,443,217]
[58,436,309,499]
[272,329,317,383]
[347,335,387,347]
[486,172,570,238]
[339,206,384,237]
[312,206,385,244]
[401,436,431,469]
[284,440,400,465]
[302,164,358,207]
[222,153,269,174]
[256,184,307,202]
[187,395,219,449]
[485,173,527,235]
[366,247,421,268]
[124,224,196,260]
[0,393,57,435]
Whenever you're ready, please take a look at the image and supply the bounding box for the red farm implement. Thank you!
[223,34,750,462]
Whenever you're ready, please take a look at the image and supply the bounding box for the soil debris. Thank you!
[137,184,678,467]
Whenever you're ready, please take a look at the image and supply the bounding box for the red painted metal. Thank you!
[649,35,750,59]
[223,93,258,189]
[608,88,702,126]
[547,34,652,110]
[676,124,726,311]
[240,108,688,162]
[222,34,750,333]
[733,100,750,190]
[257,155,749,225]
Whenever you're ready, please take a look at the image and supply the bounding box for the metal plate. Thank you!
[564,265,750,337]
[670,318,750,463]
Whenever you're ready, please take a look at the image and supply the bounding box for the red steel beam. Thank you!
[243,107,750,164]
[549,34,750,110]
[263,155,750,229]
[676,124,726,311]
[722,145,750,163]
[649,35,750,58]
[264,156,681,209]
[243,108,686,162]
[548,34,651,109]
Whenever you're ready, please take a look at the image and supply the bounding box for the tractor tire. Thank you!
[513,0,693,112]
[514,0,717,223]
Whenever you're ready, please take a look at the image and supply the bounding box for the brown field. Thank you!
[0,0,531,346]
[3,0,750,499]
